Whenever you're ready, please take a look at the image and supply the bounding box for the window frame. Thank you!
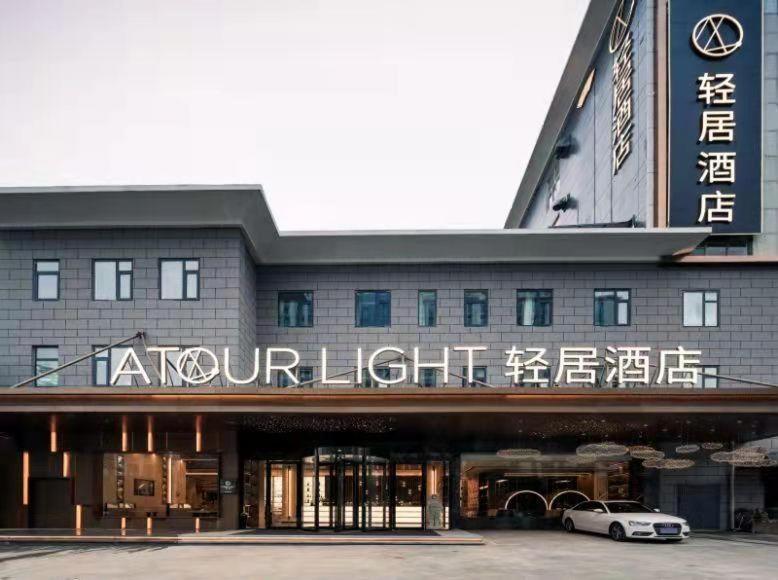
[159,258,200,301]
[682,290,719,328]
[687,366,719,389]
[33,345,59,387]
[418,368,437,388]
[417,290,438,327]
[463,289,489,328]
[461,366,487,387]
[516,289,553,327]
[593,288,631,327]
[278,290,314,328]
[93,259,134,301]
[33,259,60,301]
[355,290,392,328]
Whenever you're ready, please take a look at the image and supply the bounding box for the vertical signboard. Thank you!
[668,0,762,234]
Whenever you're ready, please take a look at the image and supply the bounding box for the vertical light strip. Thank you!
[121,415,129,452]
[167,455,173,504]
[49,415,57,453]
[22,451,29,506]
[146,416,154,453]
[120,516,127,532]
[195,415,203,453]
[75,504,82,530]
[146,516,153,535]
[63,451,71,478]
[195,517,201,533]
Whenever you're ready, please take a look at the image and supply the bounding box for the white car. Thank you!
[563,500,690,541]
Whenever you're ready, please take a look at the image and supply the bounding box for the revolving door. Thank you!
[302,447,390,531]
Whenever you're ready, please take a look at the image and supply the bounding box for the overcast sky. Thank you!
[0,0,589,230]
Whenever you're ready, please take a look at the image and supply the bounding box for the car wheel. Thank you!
[609,523,626,542]
[564,519,575,533]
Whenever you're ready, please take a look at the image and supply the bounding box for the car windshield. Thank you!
[605,501,655,514]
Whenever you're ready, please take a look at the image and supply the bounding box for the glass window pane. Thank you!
[95,359,109,386]
[418,291,437,327]
[186,273,198,299]
[464,291,488,327]
[118,261,132,272]
[119,273,132,299]
[705,300,718,326]
[617,302,628,325]
[185,260,199,271]
[110,347,132,386]
[279,292,313,327]
[94,261,117,300]
[299,367,313,383]
[356,291,391,327]
[161,261,183,299]
[36,261,59,272]
[684,292,703,327]
[36,274,58,299]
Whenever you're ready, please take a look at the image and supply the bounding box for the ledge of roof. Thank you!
[503,0,618,228]
[0,185,709,263]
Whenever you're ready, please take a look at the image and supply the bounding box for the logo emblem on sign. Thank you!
[609,0,636,53]
[692,14,744,58]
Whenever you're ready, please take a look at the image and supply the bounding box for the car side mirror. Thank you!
[593,508,604,514]
[654,508,660,512]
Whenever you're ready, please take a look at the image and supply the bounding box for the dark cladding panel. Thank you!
[668,0,762,234]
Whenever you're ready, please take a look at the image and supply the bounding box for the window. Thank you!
[683,291,718,327]
[34,260,59,300]
[462,366,487,387]
[278,366,314,387]
[160,259,199,300]
[517,290,553,326]
[278,291,313,327]
[690,236,752,256]
[361,367,391,388]
[355,291,391,327]
[93,346,132,386]
[686,366,719,389]
[418,368,437,387]
[464,290,488,327]
[594,289,630,326]
[94,260,133,300]
[33,346,59,386]
[516,367,552,387]
[418,290,437,327]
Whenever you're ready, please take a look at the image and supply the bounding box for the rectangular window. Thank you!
[594,289,631,326]
[464,290,488,327]
[278,291,314,327]
[355,291,391,327]
[517,289,553,326]
[277,366,315,387]
[517,367,552,387]
[686,366,719,389]
[683,291,719,327]
[94,260,133,300]
[419,368,437,387]
[34,260,60,300]
[461,366,487,387]
[418,290,437,327]
[160,259,199,300]
[93,346,132,386]
[33,346,59,386]
[361,367,391,388]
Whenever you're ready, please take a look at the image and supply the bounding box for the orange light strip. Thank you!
[22,451,29,506]
[167,455,173,504]
[49,415,57,453]
[120,516,127,531]
[146,416,154,453]
[195,415,203,452]
[195,517,201,533]
[146,516,153,535]
[121,415,129,452]
[63,451,70,478]
[75,504,82,530]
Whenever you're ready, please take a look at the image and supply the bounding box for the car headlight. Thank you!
[628,520,652,526]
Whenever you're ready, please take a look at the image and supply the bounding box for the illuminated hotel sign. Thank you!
[668,0,762,234]
[609,0,636,175]
[111,345,705,387]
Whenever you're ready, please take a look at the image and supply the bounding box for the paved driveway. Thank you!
[2,530,777,579]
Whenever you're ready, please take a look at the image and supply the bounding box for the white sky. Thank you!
[0,0,589,230]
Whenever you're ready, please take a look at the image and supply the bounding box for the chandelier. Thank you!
[675,444,700,454]
[576,442,628,457]
[629,446,665,460]
[701,442,724,451]
[497,448,542,458]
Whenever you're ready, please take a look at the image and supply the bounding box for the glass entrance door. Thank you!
[267,462,299,528]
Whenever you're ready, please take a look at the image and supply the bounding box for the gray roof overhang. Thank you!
[0,185,708,263]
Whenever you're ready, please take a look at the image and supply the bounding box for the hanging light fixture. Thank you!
[701,442,724,451]
[658,458,695,470]
[642,458,664,469]
[733,446,768,458]
[629,446,665,460]
[576,442,628,458]
[710,451,735,463]
[497,448,542,458]
[675,444,700,455]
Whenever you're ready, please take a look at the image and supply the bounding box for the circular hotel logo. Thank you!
[691,14,744,58]
[608,0,636,53]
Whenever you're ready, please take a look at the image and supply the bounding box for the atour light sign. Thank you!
[668,0,762,234]
[111,345,706,388]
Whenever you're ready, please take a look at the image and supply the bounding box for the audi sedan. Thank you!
[563,500,690,541]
